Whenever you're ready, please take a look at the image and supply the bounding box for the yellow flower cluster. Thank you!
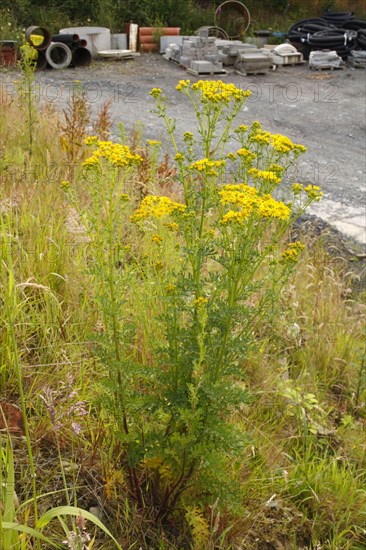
[152,234,163,244]
[190,158,226,176]
[268,163,284,176]
[131,195,186,222]
[85,136,98,145]
[304,185,323,201]
[183,131,194,142]
[149,88,163,99]
[292,183,303,194]
[83,139,143,169]
[164,222,179,232]
[234,124,249,134]
[249,130,271,146]
[281,241,305,262]
[194,296,209,305]
[247,123,306,157]
[146,139,162,146]
[248,168,281,185]
[60,180,71,191]
[257,195,290,220]
[271,134,307,155]
[219,184,290,225]
[175,79,191,91]
[237,148,256,162]
[190,80,251,103]
[219,183,258,205]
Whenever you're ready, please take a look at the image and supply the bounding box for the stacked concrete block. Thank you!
[178,35,223,71]
[218,43,257,66]
[235,49,273,75]
[189,60,223,74]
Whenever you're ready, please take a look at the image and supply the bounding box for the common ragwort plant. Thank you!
[64,80,323,524]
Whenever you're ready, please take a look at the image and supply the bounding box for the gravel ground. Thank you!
[1,53,365,245]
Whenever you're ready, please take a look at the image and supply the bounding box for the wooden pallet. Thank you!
[235,69,271,76]
[187,67,228,76]
[309,64,344,71]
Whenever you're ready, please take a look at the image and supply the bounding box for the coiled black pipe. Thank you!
[343,19,366,31]
[321,10,354,27]
[308,29,357,58]
[357,29,366,49]
[288,17,362,60]
[287,19,334,59]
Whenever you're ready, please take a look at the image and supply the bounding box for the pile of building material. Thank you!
[234,48,273,75]
[164,29,278,75]
[165,33,226,74]
[347,50,366,68]
[217,41,257,66]
[22,26,92,70]
[309,50,344,70]
[270,43,304,66]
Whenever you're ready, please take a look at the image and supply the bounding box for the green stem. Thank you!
[1,235,40,548]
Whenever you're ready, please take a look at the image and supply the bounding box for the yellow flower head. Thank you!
[152,234,163,244]
[60,180,71,191]
[248,168,281,185]
[175,79,191,91]
[146,139,162,146]
[194,296,209,306]
[292,183,303,194]
[249,130,271,146]
[149,88,163,99]
[190,158,226,176]
[131,195,186,222]
[237,148,256,163]
[281,241,305,262]
[304,185,323,201]
[234,124,249,134]
[82,140,143,169]
[183,131,194,143]
[257,195,291,220]
[85,135,98,146]
[190,80,250,104]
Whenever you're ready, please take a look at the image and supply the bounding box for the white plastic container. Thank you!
[59,27,111,57]
[111,33,127,50]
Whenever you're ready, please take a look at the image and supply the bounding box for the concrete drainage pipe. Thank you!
[46,42,72,69]
[25,26,51,51]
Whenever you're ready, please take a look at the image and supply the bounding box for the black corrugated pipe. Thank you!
[321,11,354,27]
[343,20,366,31]
[35,51,47,70]
[308,29,357,58]
[51,34,80,45]
[357,29,366,49]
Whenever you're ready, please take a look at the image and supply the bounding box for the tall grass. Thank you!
[0,76,365,549]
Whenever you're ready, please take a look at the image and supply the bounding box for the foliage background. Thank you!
[1,0,365,36]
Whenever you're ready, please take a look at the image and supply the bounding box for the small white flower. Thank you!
[286,322,300,339]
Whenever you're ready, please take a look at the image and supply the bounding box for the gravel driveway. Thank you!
[1,53,365,245]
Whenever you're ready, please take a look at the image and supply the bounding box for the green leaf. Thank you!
[37,506,123,549]
[1,522,60,548]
